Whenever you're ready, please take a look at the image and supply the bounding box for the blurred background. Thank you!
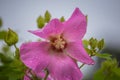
[0,0,120,79]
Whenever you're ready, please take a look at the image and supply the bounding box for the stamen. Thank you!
[50,35,66,51]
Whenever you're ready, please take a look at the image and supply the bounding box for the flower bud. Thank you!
[4,28,18,46]
[60,16,65,22]
[97,39,104,50]
[37,15,45,28]
[44,10,51,23]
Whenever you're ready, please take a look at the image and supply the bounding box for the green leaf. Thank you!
[37,15,45,28]
[60,16,65,22]
[4,28,18,46]
[44,10,51,23]
[97,39,104,50]
[94,59,120,80]
[96,53,112,60]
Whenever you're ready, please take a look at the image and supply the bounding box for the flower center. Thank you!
[50,35,66,51]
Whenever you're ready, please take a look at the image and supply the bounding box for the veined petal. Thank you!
[20,42,50,71]
[66,41,94,64]
[29,19,63,39]
[47,54,83,80]
[63,8,87,42]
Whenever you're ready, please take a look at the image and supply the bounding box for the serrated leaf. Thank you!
[96,53,112,60]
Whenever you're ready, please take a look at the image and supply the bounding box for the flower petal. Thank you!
[29,19,63,39]
[24,70,52,80]
[24,76,30,80]
[20,42,50,71]
[66,41,94,64]
[63,8,87,42]
[47,54,83,80]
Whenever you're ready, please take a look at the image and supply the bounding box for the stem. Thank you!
[79,63,85,68]
[14,44,17,49]
[14,44,20,59]
[44,70,49,80]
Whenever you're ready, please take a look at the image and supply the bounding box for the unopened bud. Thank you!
[60,16,65,22]
[4,28,18,46]
[37,15,45,28]
[44,10,51,23]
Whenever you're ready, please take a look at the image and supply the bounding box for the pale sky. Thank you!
[0,0,120,49]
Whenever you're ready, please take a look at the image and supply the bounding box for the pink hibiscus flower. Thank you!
[20,8,94,80]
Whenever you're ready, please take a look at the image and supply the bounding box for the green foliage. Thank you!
[94,59,120,80]
[60,16,65,22]
[96,53,112,60]
[4,28,18,46]
[0,58,27,80]
[0,18,2,28]
[0,45,27,80]
[83,38,112,60]
[0,27,27,80]
[44,10,51,23]
[0,30,7,40]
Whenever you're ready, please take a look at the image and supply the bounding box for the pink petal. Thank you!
[29,19,63,39]
[66,40,94,64]
[63,8,87,42]
[24,76,30,80]
[20,42,50,71]
[24,70,52,80]
[36,71,53,80]
[47,54,83,80]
